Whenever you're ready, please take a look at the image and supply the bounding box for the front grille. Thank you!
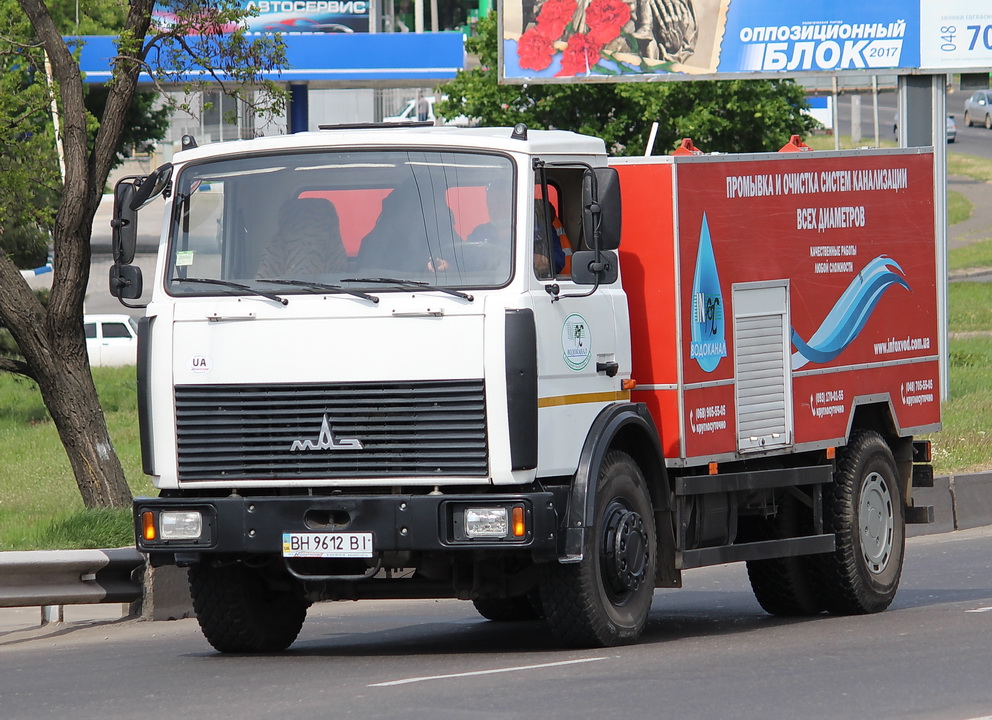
[174,380,488,482]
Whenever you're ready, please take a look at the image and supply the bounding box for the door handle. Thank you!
[596,361,619,377]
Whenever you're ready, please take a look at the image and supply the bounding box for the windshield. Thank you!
[166,149,515,298]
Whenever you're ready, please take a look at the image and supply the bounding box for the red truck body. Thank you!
[614,148,940,466]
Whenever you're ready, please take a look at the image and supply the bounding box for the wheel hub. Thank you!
[602,503,649,596]
[860,471,894,574]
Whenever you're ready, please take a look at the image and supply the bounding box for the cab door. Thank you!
[528,170,628,477]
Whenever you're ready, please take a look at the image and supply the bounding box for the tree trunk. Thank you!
[35,350,133,509]
[4,0,155,509]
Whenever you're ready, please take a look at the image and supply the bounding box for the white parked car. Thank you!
[383,95,473,127]
[84,314,138,367]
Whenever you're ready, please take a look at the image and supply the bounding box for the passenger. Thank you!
[534,198,571,276]
[256,198,347,279]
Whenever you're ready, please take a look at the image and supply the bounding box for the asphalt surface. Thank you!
[1,527,991,720]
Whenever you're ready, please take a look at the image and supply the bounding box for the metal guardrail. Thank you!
[0,548,144,608]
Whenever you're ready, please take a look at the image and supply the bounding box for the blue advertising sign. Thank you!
[500,0,983,83]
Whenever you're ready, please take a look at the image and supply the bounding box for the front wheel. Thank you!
[189,561,310,653]
[986,114,992,130]
[964,110,972,127]
[541,451,656,647]
[813,430,905,615]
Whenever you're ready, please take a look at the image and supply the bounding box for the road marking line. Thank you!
[368,657,609,687]
[965,606,992,613]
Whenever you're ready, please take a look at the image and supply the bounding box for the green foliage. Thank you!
[437,12,818,155]
[1,224,49,269]
[85,88,171,166]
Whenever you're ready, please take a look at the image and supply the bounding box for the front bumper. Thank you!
[134,493,561,563]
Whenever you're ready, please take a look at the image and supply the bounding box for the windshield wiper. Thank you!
[171,277,289,305]
[256,278,379,304]
[341,277,474,302]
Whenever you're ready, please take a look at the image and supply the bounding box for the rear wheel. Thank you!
[813,430,905,615]
[189,561,309,653]
[541,450,656,647]
[745,492,823,616]
[472,592,543,622]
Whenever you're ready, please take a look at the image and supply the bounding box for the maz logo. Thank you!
[290,414,364,452]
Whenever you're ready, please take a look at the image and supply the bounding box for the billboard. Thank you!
[500,0,989,83]
[243,1,371,34]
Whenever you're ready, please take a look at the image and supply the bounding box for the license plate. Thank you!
[282,532,374,558]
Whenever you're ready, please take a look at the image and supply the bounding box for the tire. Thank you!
[540,450,656,647]
[189,561,309,653]
[964,110,972,127]
[472,592,543,622]
[745,492,823,616]
[986,114,992,130]
[813,430,905,615]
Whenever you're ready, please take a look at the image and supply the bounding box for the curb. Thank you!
[908,470,992,536]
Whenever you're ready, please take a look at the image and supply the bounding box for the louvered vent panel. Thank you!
[736,312,790,451]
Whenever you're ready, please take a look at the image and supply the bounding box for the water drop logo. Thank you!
[689,214,727,373]
[792,255,910,369]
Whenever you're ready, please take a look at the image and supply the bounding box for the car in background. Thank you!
[963,90,992,129]
[383,96,473,127]
[84,314,138,367]
[892,113,958,143]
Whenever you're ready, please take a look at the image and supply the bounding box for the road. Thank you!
[2,527,991,720]
[835,91,992,159]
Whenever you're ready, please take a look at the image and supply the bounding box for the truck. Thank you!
[112,124,940,652]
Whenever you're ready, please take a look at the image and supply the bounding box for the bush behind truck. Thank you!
[111,125,939,652]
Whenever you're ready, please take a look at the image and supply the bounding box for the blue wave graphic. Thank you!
[791,256,910,369]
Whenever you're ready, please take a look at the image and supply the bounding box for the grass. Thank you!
[948,189,972,227]
[0,366,151,550]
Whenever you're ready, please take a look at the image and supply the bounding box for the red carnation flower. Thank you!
[585,0,630,45]
[535,0,578,41]
[517,26,555,71]
[556,33,604,76]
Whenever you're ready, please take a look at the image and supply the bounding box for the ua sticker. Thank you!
[187,355,211,373]
[689,214,727,373]
[562,314,591,371]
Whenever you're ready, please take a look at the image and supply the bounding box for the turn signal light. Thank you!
[512,506,526,537]
[141,511,156,541]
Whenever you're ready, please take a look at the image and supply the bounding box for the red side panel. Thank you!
[617,150,940,464]
[675,151,940,458]
[615,162,681,458]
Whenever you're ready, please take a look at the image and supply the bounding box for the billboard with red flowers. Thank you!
[500,0,989,83]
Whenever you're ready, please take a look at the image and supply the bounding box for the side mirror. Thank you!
[581,167,622,251]
[570,250,619,285]
[130,162,173,211]
[111,179,139,264]
[110,263,143,300]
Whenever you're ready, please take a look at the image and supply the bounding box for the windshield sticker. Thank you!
[176,251,194,267]
[562,313,591,371]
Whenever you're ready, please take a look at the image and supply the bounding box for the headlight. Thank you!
[464,507,509,538]
[160,511,204,540]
